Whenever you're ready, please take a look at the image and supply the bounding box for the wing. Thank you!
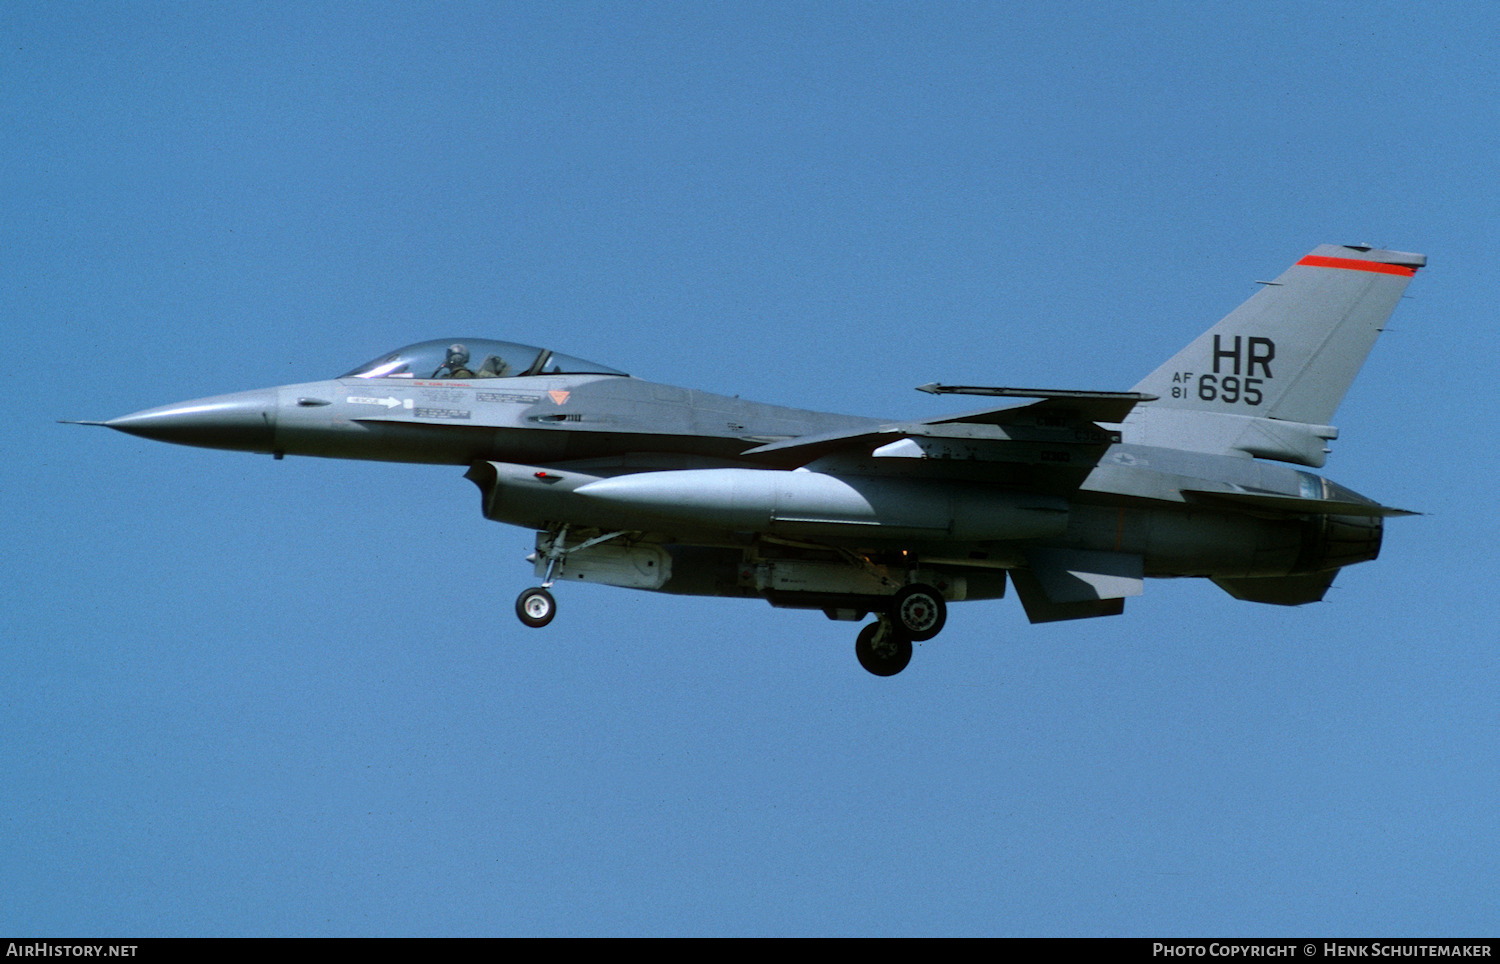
[739,388,1154,493]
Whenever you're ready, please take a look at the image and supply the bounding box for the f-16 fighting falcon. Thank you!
[74,244,1424,675]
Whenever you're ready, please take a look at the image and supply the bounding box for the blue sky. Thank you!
[5,1,1497,936]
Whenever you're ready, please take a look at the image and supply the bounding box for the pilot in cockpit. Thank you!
[434,344,475,379]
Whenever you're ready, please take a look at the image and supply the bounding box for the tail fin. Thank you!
[1126,244,1424,466]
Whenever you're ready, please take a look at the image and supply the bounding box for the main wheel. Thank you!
[855,621,913,677]
[516,587,557,628]
[891,584,946,642]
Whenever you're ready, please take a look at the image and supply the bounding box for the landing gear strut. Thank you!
[855,618,913,677]
[514,526,636,629]
[516,524,567,629]
[853,583,948,676]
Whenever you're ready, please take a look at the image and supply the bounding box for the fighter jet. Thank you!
[76,244,1423,675]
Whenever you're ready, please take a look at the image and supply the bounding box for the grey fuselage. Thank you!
[106,368,1382,596]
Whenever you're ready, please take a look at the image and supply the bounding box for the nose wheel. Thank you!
[516,587,557,628]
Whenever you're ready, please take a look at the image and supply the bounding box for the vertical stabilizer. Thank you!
[1126,245,1424,465]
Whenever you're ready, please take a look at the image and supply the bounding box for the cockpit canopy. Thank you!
[341,338,628,380]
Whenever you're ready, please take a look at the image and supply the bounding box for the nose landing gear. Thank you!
[514,526,639,629]
[515,524,568,629]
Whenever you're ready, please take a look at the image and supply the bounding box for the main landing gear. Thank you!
[855,619,912,676]
[891,583,946,642]
[854,583,947,677]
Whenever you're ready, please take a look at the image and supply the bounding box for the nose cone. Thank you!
[107,388,279,452]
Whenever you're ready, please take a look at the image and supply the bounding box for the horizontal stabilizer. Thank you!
[1182,489,1416,518]
[1213,571,1339,606]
